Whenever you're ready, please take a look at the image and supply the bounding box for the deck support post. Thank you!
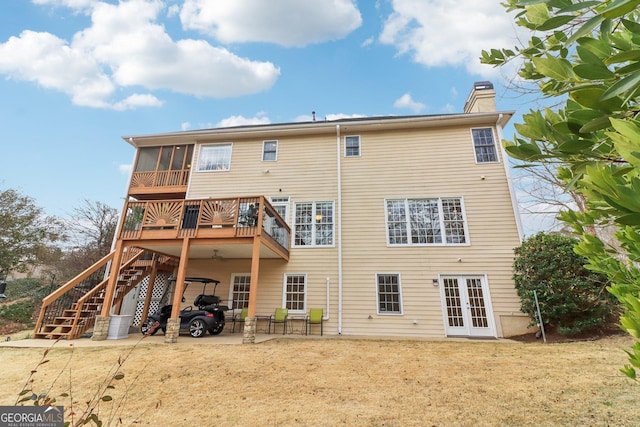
[243,236,262,344]
[166,238,190,343]
[243,317,257,344]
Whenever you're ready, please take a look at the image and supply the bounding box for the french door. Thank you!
[440,275,496,337]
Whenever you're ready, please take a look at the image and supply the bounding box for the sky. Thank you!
[0,0,553,236]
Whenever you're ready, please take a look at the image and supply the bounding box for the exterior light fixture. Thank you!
[432,279,439,286]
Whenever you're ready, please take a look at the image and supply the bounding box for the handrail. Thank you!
[119,196,291,253]
[69,249,145,337]
[39,252,114,311]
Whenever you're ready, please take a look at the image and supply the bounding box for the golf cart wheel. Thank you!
[141,319,159,336]
[209,324,224,335]
[189,319,206,338]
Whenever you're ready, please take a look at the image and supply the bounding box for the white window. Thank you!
[376,273,402,314]
[230,274,251,309]
[294,201,334,247]
[197,144,232,171]
[471,128,498,163]
[284,274,306,313]
[345,135,360,157]
[270,196,290,224]
[385,198,468,245]
[262,140,278,161]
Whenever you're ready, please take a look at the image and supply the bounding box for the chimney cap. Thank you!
[473,81,494,90]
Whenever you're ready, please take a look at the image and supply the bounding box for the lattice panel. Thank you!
[144,201,182,227]
[133,273,169,326]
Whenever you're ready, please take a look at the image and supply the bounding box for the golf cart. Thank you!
[141,277,228,338]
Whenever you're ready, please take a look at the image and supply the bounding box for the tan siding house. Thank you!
[34,81,529,342]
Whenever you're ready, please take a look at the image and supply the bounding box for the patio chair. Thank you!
[232,307,248,333]
[269,308,288,335]
[306,308,324,336]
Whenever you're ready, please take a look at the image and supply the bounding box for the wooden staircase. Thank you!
[33,249,177,340]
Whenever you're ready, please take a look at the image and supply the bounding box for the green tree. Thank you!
[513,232,616,335]
[482,0,640,377]
[0,188,63,278]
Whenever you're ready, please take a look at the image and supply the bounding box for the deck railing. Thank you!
[119,196,291,253]
[130,170,190,189]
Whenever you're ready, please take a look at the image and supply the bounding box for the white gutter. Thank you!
[325,277,330,320]
[336,124,343,334]
[496,113,525,241]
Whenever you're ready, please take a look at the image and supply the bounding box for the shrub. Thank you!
[513,232,617,335]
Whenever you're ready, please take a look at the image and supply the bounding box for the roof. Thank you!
[123,111,514,147]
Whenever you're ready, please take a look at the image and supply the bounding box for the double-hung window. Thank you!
[284,274,306,313]
[230,274,251,309]
[345,135,361,157]
[294,201,334,247]
[262,140,278,161]
[197,144,232,171]
[386,197,467,245]
[471,128,498,163]
[377,273,402,314]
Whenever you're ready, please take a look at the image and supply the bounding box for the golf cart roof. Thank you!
[169,277,220,284]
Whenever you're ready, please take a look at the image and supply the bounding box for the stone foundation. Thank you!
[164,318,181,343]
[243,317,257,344]
[92,315,110,341]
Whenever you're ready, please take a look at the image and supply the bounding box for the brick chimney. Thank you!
[463,81,496,113]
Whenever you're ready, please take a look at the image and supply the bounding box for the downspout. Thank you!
[496,114,525,241]
[336,124,343,334]
[325,277,330,320]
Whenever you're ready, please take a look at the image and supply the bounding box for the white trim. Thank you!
[469,127,500,164]
[228,273,251,310]
[344,135,361,157]
[383,197,471,246]
[438,274,497,338]
[292,201,336,248]
[196,142,233,172]
[283,273,307,314]
[375,272,404,315]
[495,115,525,241]
[262,139,278,162]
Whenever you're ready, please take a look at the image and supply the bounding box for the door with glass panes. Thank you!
[440,275,496,337]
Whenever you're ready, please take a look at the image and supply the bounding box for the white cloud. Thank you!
[380,0,523,77]
[181,122,191,131]
[119,163,133,175]
[393,93,425,113]
[0,0,280,109]
[180,0,362,47]
[294,113,367,122]
[216,114,271,128]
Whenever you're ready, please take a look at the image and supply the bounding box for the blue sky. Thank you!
[0,0,550,235]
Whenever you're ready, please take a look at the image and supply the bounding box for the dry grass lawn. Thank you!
[0,333,638,426]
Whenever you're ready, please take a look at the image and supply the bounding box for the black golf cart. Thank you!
[141,277,228,338]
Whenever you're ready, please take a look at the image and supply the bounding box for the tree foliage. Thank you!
[481,0,640,378]
[0,188,63,278]
[55,200,118,280]
[513,232,616,335]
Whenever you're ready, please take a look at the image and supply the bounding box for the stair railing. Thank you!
[67,249,146,339]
